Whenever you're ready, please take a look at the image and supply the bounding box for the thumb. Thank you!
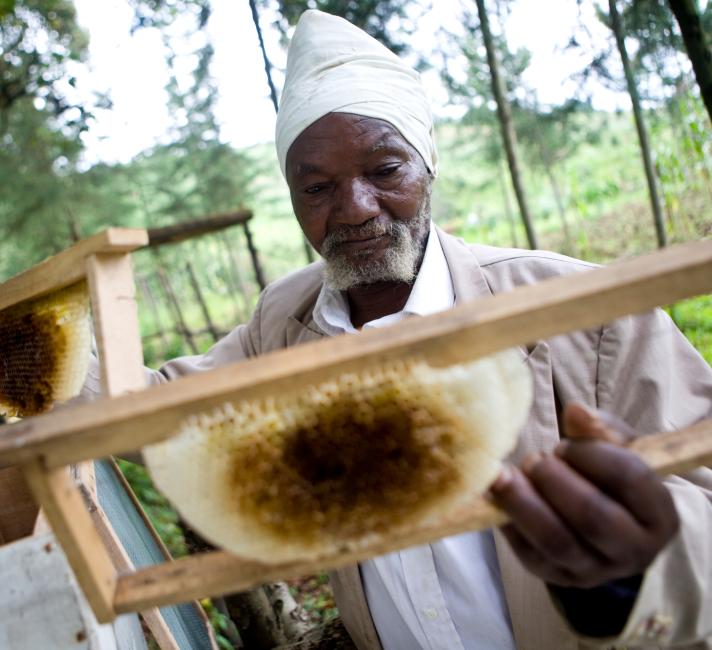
[563,403,636,444]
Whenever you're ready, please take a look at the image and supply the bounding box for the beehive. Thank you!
[0,282,91,417]
[145,349,532,562]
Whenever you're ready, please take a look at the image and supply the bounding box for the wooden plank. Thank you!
[22,461,118,623]
[146,211,252,247]
[86,253,146,397]
[0,466,38,543]
[0,228,148,312]
[113,418,712,613]
[1,240,711,469]
[628,418,712,476]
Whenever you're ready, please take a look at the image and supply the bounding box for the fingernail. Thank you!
[579,403,602,427]
[490,464,512,492]
[521,452,543,475]
[554,440,569,457]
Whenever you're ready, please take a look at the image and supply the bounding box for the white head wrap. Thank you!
[275,10,438,178]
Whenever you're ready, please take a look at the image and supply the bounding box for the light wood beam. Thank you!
[113,419,712,613]
[86,253,146,397]
[22,461,117,623]
[0,228,148,312]
[0,240,711,469]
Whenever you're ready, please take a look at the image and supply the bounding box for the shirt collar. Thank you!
[313,221,455,335]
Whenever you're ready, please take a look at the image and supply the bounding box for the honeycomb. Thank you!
[145,349,532,562]
[0,282,91,417]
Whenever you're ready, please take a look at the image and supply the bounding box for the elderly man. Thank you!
[91,10,711,650]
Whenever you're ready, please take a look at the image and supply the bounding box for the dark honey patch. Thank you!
[228,386,461,543]
[0,310,65,416]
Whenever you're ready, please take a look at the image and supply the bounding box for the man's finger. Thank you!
[563,403,624,443]
[525,453,648,564]
[555,439,678,534]
[489,465,597,573]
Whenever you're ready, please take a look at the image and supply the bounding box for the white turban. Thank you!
[275,10,438,178]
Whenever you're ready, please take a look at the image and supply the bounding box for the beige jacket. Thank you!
[91,228,711,649]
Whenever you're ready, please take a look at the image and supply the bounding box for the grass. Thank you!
[670,295,712,366]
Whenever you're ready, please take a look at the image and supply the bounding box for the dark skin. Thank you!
[286,112,431,328]
[285,112,679,597]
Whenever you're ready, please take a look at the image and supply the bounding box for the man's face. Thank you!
[286,112,432,290]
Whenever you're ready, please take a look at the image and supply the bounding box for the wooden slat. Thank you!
[113,418,712,613]
[86,253,146,397]
[0,466,38,543]
[628,418,712,476]
[146,211,252,248]
[0,228,148,312]
[0,240,711,469]
[22,461,117,623]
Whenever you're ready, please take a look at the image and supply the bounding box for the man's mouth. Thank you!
[334,234,389,253]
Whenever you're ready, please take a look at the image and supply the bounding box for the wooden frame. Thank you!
[1,234,711,622]
[0,229,214,647]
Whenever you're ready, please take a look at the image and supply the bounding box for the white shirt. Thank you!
[313,224,516,650]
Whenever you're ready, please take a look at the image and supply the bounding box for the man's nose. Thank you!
[333,179,379,225]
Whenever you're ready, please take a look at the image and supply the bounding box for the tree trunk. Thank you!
[249,0,315,265]
[543,163,576,255]
[242,220,267,291]
[219,231,254,322]
[248,0,280,114]
[185,261,220,342]
[497,156,519,247]
[225,587,295,649]
[263,582,311,641]
[475,0,538,249]
[667,0,712,122]
[608,0,667,248]
[155,264,200,354]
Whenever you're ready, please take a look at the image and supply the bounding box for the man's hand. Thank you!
[489,403,680,589]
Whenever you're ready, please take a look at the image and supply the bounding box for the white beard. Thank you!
[321,189,431,291]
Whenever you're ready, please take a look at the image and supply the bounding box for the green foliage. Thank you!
[200,599,239,650]
[116,459,189,558]
[670,295,712,366]
[128,0,211,33]
[0,97,83,278]
[0,0,94,278]
[289,574,339,624]
[0,0,88,114]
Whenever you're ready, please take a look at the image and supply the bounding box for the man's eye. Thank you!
[304,184,326,195]
[375,164,400,177]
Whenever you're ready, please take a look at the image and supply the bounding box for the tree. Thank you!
[0,0,92,279]
[0,0,88,116]
[475,0,538,249]
[607,0,668,248]
[516,101,597,255]
[249,0,315,264]
[668,0,712,120]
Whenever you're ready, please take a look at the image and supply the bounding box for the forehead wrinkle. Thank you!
[294,162,323,178]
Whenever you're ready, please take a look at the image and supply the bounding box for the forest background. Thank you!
[1,0,711,648]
